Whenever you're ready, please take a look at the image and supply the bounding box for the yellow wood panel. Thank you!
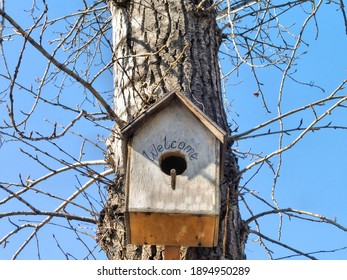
[164,246,181,260]
[127,212,219,247]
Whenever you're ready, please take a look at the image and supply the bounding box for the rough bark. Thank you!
[97,0,248,260]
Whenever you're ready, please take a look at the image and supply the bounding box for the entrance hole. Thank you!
[159,152,187,176]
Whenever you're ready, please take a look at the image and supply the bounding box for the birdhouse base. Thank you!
[126,212,219,247]
[164,246,181,260]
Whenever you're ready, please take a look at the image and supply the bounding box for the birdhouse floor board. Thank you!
[127,212,218,247]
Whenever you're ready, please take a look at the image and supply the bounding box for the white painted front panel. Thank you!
[127,101,220,214]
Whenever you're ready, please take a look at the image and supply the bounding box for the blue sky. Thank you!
[1,1,347,260]
[227,3,347,259]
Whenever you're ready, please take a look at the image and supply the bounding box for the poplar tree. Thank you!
[1,0,347,259]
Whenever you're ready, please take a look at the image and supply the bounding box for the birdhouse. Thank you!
[121,92,226,247]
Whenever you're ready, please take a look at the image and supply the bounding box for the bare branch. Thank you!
[249,229,318,260]
[1,0,346,260]
[0,211,96,224]
[246,208,347,232]
[276,246,347,260]
[231,79,347,141]
[338,0,347,34]
[0,7,125,127]
[241,95,347,173]
[11,168,113,259]
[0,160,107,205]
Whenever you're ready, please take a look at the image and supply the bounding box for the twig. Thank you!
[230,79,347,141]
[241,93,347,173]
[0,211,97,223]
[249,229,317,260]
[0,160,107,205]
[0,184,39,212]
[0,223,36,248]
[0,8,125,127]
[235,124,347,141]
[245,208,347,232]
[275,246,347,260]
[11,168,113,259]
[339,0,347,34]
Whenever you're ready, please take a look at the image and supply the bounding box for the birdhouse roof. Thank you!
[121,92,226,143]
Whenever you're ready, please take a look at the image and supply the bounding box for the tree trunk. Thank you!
[97,0,248,260]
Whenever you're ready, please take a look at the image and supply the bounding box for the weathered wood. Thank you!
[125,100,221,215]
[123,94,223,247]
[170,169,176,190]
[121,92,226,143]
[175,93,226,143]
[98,0,247,260]
[127,212,218,246]
[164,246,181,260]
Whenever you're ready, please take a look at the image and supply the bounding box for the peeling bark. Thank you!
[97,0,248,260]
